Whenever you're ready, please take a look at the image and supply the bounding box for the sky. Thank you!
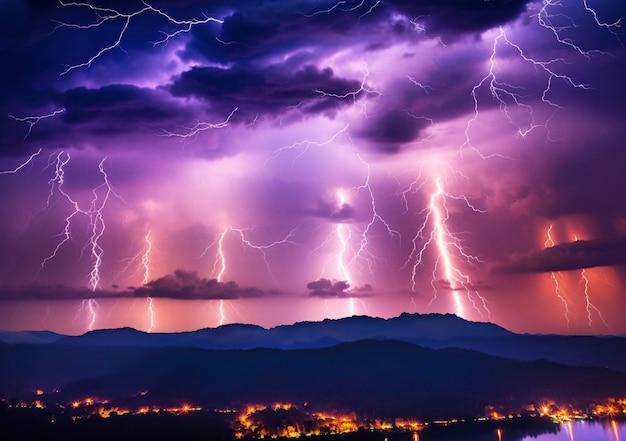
[0,0,625,335]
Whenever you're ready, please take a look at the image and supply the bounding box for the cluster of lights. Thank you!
[6,393,626,440]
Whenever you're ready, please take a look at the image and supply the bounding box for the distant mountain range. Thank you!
[3,313,626,372]
[3,313,626,419]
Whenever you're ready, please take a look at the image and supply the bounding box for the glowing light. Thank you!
[566,420,575,441]
[612,419,621,441]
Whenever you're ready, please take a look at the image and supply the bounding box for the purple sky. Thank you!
[1,0,625,335]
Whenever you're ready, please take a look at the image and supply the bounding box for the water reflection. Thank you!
[613,420,621,441]
[520,420,626,441]
[419,420,625,441]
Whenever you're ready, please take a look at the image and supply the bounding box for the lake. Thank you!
[418,419,625,441]
[520,420,625,441]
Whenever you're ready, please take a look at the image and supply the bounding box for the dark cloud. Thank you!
[2,85,205,151]
[387,0,530,39]
[497,236,626,273]
[306,278,372,298]
[180,3,375,64]
[0,271,281,300]
[181,0,532,64]
[0,284,102,300]
[134,270,281,299]
[169,64,365,120]
[57,85,198,135]
[356,110,431,153]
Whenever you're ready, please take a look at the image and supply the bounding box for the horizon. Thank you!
[1,1,625,337]
[3,310,624,338]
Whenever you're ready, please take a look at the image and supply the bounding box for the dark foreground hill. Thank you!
[2,339,626,420]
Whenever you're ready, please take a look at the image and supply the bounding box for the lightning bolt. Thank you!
[573,234,610,332]
[7,109,65,140]
[0,149,42,175]
[74,298,98,331]
[86,158,114,292]
[230,226,298,283]
[537,0,624,57]
[267,124,350,165]
[272,124,398,298]
[351,152,401,277]
[463,27,588,156]
[34,152,119,331]
[335,191,355,316]
[313,64,379,114]
[201,225,296,325]
[141,231,155,332]
[462,0,624,154]
[55,1,223,78]
[141,231,153,286]
[404,175,489,319]
[544,225,571,327]
[200,228,228,326]
[159,108,238,139]
[301,0,381,20]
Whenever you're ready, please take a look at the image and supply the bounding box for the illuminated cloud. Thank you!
[0,0,625,335]
[306,278,372,298]
[497,237,626,273]
[0,271,281,301]
[169,64,366,120]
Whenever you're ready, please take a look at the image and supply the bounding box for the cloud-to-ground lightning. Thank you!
[201,225,297,325]
[1,0,624,336]
[140,231,155,332]
[334,189,356,316]
[55,1,223,78]
[74,298,98,332]
[141,231,153,286]
[214,228,229,326]
[86,159,115,292]
[272,124,398,289]
[34,152,119,331]
[404,175,489,320]
[544,225,571,327]
[573,234,610,332]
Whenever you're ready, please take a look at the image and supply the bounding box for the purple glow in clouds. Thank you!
[0,0,625,335]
